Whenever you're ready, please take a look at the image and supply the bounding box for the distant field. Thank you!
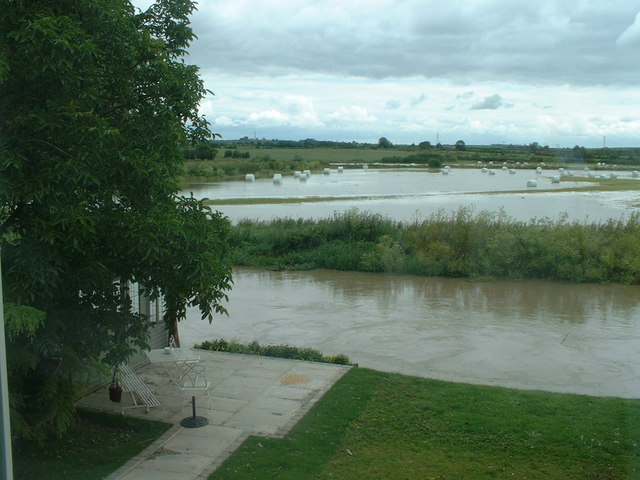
[183,144,640,182]
[225,146,398,164]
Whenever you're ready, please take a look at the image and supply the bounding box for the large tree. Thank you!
[0,0,232,440]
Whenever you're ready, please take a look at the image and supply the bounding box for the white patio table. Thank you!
[145,348,201,385]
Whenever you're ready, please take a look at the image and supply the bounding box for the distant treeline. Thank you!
[185,139,640,168]
[230,209,640,284]
[232,138,363,149]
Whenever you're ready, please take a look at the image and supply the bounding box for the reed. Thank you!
[230,208,640,284]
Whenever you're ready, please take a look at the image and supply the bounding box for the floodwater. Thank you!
[179,168,640,397]
[182,269,640,398]
[183,168,640,224]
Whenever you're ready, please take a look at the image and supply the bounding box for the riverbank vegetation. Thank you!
[230,208,640,284]
[196,339,351,365]
[211,368,640,479]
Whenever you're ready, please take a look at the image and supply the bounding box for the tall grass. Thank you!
[230,208,640,284]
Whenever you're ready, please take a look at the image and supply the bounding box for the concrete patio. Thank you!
[76,349,351,480]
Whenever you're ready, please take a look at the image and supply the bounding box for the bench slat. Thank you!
[119,364,161,412]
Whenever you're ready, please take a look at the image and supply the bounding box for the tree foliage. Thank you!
[378,137,392,148]
[0,0,231,440]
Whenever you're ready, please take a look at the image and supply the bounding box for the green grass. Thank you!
[225,146,395,164]
[13,409,171,480]
[205,195,406,206]
[210,368,640,480]
[183,143,640,181]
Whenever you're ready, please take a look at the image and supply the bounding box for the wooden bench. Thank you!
[119,363,161,413]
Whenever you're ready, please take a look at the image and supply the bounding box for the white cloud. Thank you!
[327,106,377,124]
[616,11,640,46]
[247,110,290,124]
[385,100,401,110]
[213,115,236,126]
[410,93,426,107]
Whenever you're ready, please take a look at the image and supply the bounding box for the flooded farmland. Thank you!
[184,167,640,223]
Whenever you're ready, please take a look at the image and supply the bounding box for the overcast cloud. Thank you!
[135,0,640,146]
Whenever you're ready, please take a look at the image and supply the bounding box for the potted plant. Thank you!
[108,367,123,403]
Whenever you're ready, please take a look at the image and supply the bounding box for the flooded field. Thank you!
[183,269,640,398]
[184,167,640,223]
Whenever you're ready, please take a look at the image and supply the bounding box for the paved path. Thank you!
[77,350,351,480]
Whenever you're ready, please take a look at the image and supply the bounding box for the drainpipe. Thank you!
[0,258,14,479]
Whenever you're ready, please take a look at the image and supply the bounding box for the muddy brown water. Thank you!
[182,269,640,398]
[180,170,640,396]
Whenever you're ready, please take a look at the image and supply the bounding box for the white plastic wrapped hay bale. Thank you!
[536,166,542,174]
[442,168,449,175]
[245,173,255,182]
[273,173,282,184]
[299,173,308,181]
[481,167,488,173]
[294,170,301,178]
[527,179,538,187]
[551,175,560,183]
[323,168,331,175]
[303,169,311,177]
[488,169,496,175]
[509,169,516,174]
[338,166,344,173]
[502,166,508,171]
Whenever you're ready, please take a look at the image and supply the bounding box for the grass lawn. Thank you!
[13,409,171,480]
[210,368,640,479]
[232,146,395,164]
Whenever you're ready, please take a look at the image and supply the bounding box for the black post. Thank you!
[180,395,208,428]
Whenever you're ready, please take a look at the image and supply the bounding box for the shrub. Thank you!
[195,339,351,365]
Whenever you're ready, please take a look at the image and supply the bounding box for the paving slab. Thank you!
[77,350,351,480]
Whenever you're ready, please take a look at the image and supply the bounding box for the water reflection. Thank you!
[182,269,640,398]
[183,169,639,223]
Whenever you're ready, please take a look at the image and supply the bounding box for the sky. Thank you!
[134,0,640,147]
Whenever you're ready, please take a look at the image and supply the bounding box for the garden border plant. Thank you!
[195,338,351,365]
